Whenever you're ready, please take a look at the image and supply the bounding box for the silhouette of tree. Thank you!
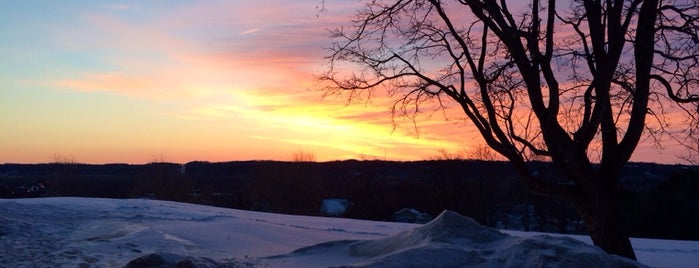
[465,144,499,161]
[292,149,317,162]
[320,0,698,259]
[429,148,466,160]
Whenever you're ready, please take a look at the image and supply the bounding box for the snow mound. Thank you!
[71,221,148,242]
[348,210,505,257]
[123,252,240,268]
[282,210,647,268]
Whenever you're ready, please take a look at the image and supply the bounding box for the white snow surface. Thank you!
[0,197,696,267]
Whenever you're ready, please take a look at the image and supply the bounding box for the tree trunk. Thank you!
[574,190,637,260]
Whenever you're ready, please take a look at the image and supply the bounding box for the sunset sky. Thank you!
[0,1,688,164]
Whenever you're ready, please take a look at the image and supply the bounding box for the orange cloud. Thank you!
[39,1,481,162]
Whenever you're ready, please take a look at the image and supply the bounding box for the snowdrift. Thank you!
[269,210,645,267]
[1,197,696,267]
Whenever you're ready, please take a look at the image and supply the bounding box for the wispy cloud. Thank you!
[240,28,260,35]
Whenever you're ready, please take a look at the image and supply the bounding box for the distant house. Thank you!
[392,208,432,224]
[320,199,351,217]
[12,183,47,198]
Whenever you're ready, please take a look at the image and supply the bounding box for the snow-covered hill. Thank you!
[1,197,697,267]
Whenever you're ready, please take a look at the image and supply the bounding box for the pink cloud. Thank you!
[44,1,482,161]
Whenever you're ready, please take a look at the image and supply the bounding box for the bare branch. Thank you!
[320,1,698,258]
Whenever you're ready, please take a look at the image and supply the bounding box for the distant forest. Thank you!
[1,160,697,240]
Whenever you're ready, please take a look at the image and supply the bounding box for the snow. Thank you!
[1,197,697,267]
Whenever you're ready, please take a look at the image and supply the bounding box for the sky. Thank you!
[0,0,689,164]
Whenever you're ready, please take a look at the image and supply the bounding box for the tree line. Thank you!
[1,160,696,240]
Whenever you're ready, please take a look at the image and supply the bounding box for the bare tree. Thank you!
[466,143,500,161]
[51,153,77,164]
[320,0,698,260]
[429,148,466,160]
[292,149,317,162]
[678,115,699,164]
